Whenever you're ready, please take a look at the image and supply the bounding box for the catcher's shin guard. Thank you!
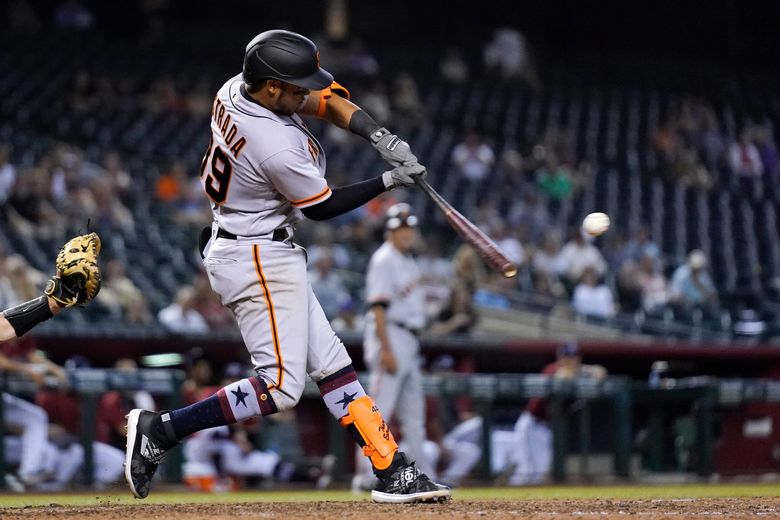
[339,396,398,470]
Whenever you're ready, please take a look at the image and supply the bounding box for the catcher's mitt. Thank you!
[45,232,102,308]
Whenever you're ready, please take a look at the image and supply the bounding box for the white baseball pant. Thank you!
[204,235,353,412]
[2,392,48,482]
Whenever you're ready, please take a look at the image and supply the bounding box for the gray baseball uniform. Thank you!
[200,74,358,417]
[355,240,432,481]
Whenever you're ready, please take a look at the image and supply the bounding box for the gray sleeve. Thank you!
[262,148,332,208]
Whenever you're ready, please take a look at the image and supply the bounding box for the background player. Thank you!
[353,203,433,491]
[125,30,451,504]
[509,342,606,485]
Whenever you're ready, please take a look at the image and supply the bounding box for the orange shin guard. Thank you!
[338,396,398,470]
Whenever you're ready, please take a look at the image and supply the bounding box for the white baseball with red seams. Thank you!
[582,212,611,236]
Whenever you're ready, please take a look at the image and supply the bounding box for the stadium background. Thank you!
[2,0,780,493]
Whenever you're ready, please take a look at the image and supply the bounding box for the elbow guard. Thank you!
[315,80,352,117]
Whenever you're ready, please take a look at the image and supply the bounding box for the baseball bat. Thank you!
[414,177,518,278]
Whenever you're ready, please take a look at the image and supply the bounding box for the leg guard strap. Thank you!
[338,396,398,470]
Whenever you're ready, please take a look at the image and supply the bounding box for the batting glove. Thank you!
[370,128,418,167]
[382,162,427,190]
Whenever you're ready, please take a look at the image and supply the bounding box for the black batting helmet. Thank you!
[242,30,333,90]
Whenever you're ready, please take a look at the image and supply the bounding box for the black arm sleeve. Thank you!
[301,176,386,221]
[348,110,382,141]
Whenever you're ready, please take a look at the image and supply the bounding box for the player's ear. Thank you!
[267,79,282,94]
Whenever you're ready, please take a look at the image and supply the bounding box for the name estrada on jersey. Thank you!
[200,74,331,238]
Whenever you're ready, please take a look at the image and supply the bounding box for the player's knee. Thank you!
[272,389,302,412]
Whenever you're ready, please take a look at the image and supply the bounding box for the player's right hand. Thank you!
[381,162,427,190]
[379,348,398,374]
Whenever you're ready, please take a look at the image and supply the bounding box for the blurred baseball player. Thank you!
[353,203,433,490]
[0,233,101,486]
[510,342,606,485]
[125,30,450,503]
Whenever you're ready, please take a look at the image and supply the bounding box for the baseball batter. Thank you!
[353,203,433,490]
[125,30,450,504]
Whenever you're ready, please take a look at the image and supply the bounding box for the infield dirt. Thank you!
[3,498,780,519]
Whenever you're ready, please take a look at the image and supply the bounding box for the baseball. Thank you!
[582,212,610,236]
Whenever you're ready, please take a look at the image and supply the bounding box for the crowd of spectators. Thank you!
[0,17,777,341]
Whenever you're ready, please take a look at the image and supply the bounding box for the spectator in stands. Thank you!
[158,285,210,334]
[508,190,550,244]
[474,271,516,310]
[330,297,364,333]
[488,219,524,267]
[174,177,211,229]
[557,229,608,288]
[620,225,661,268]
[496,149,528,206]
[101,151,133,202]
[156,160,186,204]
[755,122,778,181]
[697,107,726,169]
[345,38,379,78]
[97,259,152,323]
[429,245,483,335]
[0,143,16,205]
[358,79,392,126]
[729,129,764,179]
[5,167,61,238]
[307,223,351,269]
[145,76,185,113]
[5,255,46,303]
[636,254,671,316]
[417,237,455,321]
[529,230,561,277]
[392,72,425,126]
[0,251,18,310]
[536,158,574,206]
[451,131,495,182]
[192,272,234,331]
[670,250,720,320]
[673,145,713,191]
[92,177,135,233]
[309,249,351,321]
[439,47,469,84]
[483,27,538,88]
[509,342,606,485]
[572,267,616,320]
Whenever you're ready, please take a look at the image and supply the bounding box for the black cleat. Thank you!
[372,452,451,504]
[124,409,179,499]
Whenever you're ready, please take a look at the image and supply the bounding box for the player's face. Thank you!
[390,226,418,253]
[273,81,310,115]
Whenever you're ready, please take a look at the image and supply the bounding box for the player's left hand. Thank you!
[381,162,427,190]
[45,232,102,307]
[370,128,418,167]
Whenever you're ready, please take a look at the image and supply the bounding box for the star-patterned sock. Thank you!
[316,365,367,420]
[169,376,277,439]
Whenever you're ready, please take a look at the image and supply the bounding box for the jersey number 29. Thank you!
[200,135,232,204]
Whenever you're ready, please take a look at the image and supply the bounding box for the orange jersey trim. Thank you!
[290,186,332,208]
[253,244,283,391]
